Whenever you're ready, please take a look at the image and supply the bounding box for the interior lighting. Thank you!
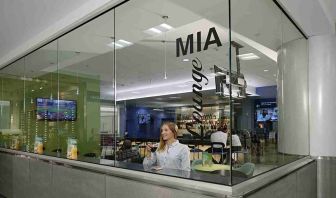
[144,23,174,36]
[107,39,133,49]
[153,108,164,111]
[237,53,260,60]
[159,23,173,30]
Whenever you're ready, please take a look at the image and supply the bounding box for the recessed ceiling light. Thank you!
[107,42,123,48]
[148,27,162,34]
[153,108,164,111]
[159,23,173,30]
[107,39,133,49]
[237,53,260,60]
[264,69,269,72]
[144,23,174,36]
[183,58,189,62]
[118,39,132,45]
[31,89,35,92]
[39,87,43,90]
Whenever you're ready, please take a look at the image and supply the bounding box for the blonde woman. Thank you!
[143,122,190,171]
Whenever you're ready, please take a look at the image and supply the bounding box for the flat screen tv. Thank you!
[256,107,278,122]
[36,98,77,121]
[138,114,151,124]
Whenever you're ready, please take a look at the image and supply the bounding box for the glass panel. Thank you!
[0,59,25,151]
[115,0,233,185]
[57,9,115,163]
[230,0,307,182]
[0,0,308,187]
[24,41,58,154]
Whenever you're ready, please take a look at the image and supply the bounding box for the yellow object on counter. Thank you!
[193,164,230,172]
[37,143,43,155]
[71,146,78,160]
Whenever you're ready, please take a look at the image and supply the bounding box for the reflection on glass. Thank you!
[0,0,308,186]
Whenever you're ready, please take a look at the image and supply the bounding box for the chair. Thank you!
[191,159,203,170]
[188,145,203,160]
[234,162,255,178]
[210,142,227,164]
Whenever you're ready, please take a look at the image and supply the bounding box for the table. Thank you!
[193,164,230,172]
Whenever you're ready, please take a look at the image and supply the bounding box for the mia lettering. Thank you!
[176,27,222,57]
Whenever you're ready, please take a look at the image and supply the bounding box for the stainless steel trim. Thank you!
[232,156,314,197]
[311,156,336,198]
[311,156,336,160]
[0,148,314,198]
[0,148,232,197]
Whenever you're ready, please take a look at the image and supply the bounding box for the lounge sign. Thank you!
[176,27,223,138]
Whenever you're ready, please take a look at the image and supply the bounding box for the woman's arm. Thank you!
[143,152,157,167]
[143,143,157,167]
[180,146,191,171]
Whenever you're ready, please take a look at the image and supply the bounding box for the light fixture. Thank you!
[118,39,132,45]
[264,69,269,72]
[107,39,133,49]
[153,108,164,111]
[144,23,174,36]
[39,87,43,90]
[237,53,260,60]
[159,23,173,30]
[150,27,162,34]
[183,58,189,62]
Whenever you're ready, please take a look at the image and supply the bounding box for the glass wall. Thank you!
[231,0,307,177]
[0,0,307,186]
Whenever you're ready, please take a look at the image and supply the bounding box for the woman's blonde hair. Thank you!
[157,122,178,152]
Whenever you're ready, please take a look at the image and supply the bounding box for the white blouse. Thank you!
[143,140,190,171]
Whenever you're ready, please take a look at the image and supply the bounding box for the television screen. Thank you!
[138,114,151,124]
[256,107,278,122]
[36,98,77,121]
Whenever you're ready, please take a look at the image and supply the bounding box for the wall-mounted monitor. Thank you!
[138,113,151,124]
[256,107,278,122]
[36,98,77,121]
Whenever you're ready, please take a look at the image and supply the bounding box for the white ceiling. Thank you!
[0,0,304,102]
[321,0,336,23]
[0,0,92,62]
[277,0,335,36]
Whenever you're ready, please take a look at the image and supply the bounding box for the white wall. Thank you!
[278,38,309,155]
[309,34,336,156]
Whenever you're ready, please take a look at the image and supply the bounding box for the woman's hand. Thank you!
[146,143,153,158]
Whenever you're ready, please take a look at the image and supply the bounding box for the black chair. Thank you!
[210,142,227,164]
[188,145,203,160]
